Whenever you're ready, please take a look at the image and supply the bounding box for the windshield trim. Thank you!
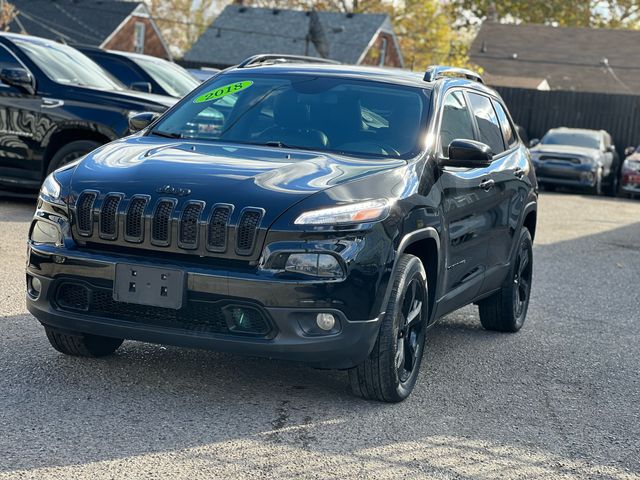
[12,38,123,91]
[148,72,430,161]
[131,55,199,97]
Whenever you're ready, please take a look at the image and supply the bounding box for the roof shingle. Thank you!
[471,22,640,94]
[8,0,140,46]
[184,5,392,67]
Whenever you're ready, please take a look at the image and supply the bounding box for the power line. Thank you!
[13,3,375,51]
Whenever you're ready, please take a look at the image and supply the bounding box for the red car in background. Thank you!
[621,146,640,198]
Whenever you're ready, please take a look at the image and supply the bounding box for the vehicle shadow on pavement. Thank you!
[1,221,639,478]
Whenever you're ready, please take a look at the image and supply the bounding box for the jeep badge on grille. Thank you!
[156,185,192,197]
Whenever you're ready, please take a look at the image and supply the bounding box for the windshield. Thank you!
[151,74,428,159]
[542,131,601,150]
[132,56,200,97]
[13,38,122,90]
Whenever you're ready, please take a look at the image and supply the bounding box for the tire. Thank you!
[349,254,428,402]
[588,167,603,196]
[47,140,101,174]
[542,183,556,192]
[44,325,123,357]
[478,228,533,333]
[605,166,620,197]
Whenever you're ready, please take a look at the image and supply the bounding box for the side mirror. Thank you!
[624,146,636,157]
[0,68,35,94]
[129,81,153,93]
[529,138,540,148]
[440,139,493,168]
[128,111,159,132]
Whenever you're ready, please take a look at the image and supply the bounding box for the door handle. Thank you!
[514,168,526,178]
[479,178,495,191]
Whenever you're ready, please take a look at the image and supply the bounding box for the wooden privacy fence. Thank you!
[495,87,640,155]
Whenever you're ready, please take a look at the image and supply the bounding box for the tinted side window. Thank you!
[91,55,145,86]
[0,45,22,86]
[492,100,517,149]
[467,92,505,155]
[440,91,475,156]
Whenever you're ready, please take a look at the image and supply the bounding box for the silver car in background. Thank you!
[530,128,619,195]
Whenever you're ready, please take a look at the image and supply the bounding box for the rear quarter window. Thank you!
[492,100,518,149]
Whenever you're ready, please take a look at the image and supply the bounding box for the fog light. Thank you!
[316,313,336,331]
[27,275,41,298]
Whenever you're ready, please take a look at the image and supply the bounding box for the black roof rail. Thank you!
[424,65,484,84]
[237,54,340,68]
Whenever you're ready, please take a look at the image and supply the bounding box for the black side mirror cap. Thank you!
[439,139,493,168]
[128,111,159,133]
[0,68,35,95]
[529,138,540,148]
[129,81,153,93]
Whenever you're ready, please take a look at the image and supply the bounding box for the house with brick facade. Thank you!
[184,5,403,69]
[6,0,171,59]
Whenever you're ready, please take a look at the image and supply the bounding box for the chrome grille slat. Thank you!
[179,202,203,249]
[76,192,97,236]
[151,200,175,246]
[99,194,121,239]
[125,197,148,242]
[207,205,232,252]
[236,209,263,255]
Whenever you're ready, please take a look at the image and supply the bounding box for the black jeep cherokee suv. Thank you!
[0,33,175,196]
[26,55,538,402]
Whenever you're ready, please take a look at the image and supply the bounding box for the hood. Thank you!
[67,86,178,111]
[69,136,404,226]
[531,144,600,158]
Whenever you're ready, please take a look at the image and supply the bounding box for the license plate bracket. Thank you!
[113,264,185,310]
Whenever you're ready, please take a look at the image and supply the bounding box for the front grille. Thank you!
[54,282,271,337]
[207,205,232,251]
[236,209,262,254]
[100,195,121,239]
[539,156,581,164]
[179,202,203,248]
[76,192,97,236]
[152,200,174,245]
[125,197,148,241]
[72,190,263,258]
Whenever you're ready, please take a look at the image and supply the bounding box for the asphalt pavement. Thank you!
[0,192,639,479]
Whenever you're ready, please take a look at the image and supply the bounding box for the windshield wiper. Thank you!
[264,140,294,149]
[151,130,183,139]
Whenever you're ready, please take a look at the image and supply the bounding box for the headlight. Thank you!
[40,173,61,201]
[294,199,390,225]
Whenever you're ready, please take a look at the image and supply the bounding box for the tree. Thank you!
[145,0,218,56]
[0,1,16,31]
[452,0,640,29]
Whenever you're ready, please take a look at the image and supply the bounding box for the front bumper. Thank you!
[621,172,640,194]
[26,244,382,369]
[533,160,597,188]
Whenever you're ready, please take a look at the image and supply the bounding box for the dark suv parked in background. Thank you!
[0,33,176,196]
[77,47,200,98]
[27,56,538,402]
